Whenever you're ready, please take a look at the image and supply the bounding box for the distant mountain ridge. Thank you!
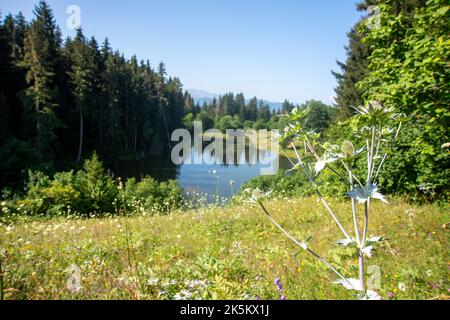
[187,89,283,111]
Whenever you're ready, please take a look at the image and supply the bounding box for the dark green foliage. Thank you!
[239,169,347,199]
[332,23,370,120]
[302,100,337,133]
[0,1,192,190]
[6,153,183,216]
[358,0,450,200]
[332,0,427,121]
[0,139,40,190]
[328,0,448,201]
[240,170,310,198]
[75,152,117,214]
[124,177,183,213]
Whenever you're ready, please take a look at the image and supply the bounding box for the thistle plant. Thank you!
[250,101,403,300]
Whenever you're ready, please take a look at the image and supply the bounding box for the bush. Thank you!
[239,170,310,199]
[5,153,184,217]
[16,170,81,216]
[124,177,182,214]
[76,152,118,214]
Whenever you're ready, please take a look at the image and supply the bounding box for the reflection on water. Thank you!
[111,145,291,203]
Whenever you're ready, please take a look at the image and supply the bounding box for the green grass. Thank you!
[0,197,448,300]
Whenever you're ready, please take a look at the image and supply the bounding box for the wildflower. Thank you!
[246,188,272,204]
[188,280,206,290]
[274,278,282,292]
[274,277,286,300]
[347,183,388,204]
[174,290,192,300]
[147,277,159,286]
[359,290,382,300]
[334,278,363,291]
[398,283,407,292]
[314,145,343,174]
[387,291,394,300]
[361,246,374,258]
[336,238,357,247]
[352,101,396,121]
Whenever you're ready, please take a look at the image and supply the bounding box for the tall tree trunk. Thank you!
[159,99,171,149]
[36,100,42,159]
[76,104,83,163]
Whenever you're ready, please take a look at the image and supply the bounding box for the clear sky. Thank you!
[1,0,363,104]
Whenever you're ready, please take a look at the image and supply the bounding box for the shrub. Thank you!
[5,153,184,217]
[124,177,182,214]
[16,170,81,216]
[75,153,118,214]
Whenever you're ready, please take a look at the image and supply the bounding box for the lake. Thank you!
[111,145,292,203]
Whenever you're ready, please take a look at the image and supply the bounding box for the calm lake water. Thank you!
[112,146,291,203]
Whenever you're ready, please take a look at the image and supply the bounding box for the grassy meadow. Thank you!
[0,197,448,300]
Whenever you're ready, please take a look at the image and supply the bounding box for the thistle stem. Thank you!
[362,199,370,245]
[349,165,361,245]
[259,202,355,289]
[350,164,364,292]
[0,258,3,301]
[358,250,365,292]
[291,143,352,241]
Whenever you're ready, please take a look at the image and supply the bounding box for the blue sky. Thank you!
[1,0,363,104]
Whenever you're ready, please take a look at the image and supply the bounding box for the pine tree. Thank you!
[246,97,258,122]
[20,8,60,158]
[332,23,369,120]
[155,61,171,148]
[281,99,294,113]
[0,15,14,144]
[236,93,246,121]
[257,103,271,122]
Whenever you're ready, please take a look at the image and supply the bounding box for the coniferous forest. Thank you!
[0,1,189,190]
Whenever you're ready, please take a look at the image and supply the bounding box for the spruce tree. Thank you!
[20,10,60,158]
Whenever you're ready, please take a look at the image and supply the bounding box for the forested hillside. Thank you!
[0,2,187,189]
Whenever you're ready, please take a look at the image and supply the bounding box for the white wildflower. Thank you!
[334,278,364,291]
[359,290,383,300]
[174,290,192,300]
[347,183,388,204]
[398,283,407,292]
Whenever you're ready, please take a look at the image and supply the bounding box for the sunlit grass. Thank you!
[0,197,448,300]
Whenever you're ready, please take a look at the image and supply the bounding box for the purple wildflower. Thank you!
[274,277,286,300]
[387,291,394,300]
